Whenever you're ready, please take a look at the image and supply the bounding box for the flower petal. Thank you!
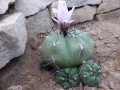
[69,20,74,23]
[52,8,58,17]
[68,6,75,19]
[51,16,59,24]
[57,0,69,23]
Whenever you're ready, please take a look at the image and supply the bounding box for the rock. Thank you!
[7,85,23,90]
[108,82,114,89]
[108,72,120,83]
[98,83,110,90]
[0,44,31,90]
[26,8,54,38]
[84,86,96,90]
[15,0,55,16]
[65,0,102,8]
[0,0,15,14]
[107,72,120,90]
[97,0,120,14]
[71,5,97,24]
[0,12,27,69]
[96,9,120,21]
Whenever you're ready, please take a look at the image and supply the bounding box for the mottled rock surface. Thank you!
[72,5,97,24]
[0,0,15,14]
[15,0,55,16]
[97,0,120,14]
[65,0,102,7]
[96,9,120,21]
[26,8,54,38]
[0,12,27,69]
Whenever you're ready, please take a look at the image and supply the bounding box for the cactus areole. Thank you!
[40,0,94,68]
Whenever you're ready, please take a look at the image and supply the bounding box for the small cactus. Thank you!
[56,68,79,88]
[40,29,94,68]
[79,60,101,86]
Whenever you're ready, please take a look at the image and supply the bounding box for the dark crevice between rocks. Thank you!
[96,7,120,15]
[6,3,15,14]
[0,3,15,21]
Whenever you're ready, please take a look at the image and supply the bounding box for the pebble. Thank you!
[59,89,64,90]
[103,73,107,78]
[114,35,119,38]
[108,82,114,89]
[117,68,120,71]
[99,36,103,40]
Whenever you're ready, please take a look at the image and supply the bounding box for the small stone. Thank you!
[59,89,64,90]
[114,35,119,38]
[102,73,107,78]
[84,86,96,90]
[90,31,96,35]
[108,82,114,89]
[98,83,110,90]
[117,68,120,71]
[7,85,23,90]
[99,36,103,40]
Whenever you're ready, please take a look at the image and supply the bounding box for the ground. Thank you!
[1,19,120,90]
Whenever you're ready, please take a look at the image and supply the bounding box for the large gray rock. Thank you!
[65,0,102,7]
[71,5,97,24]
[0,12,27,69]
[26,8,54,38]
[15,0,55,16]
[96,9,120,21]
[0,0,15,14]
[97,0,120,14]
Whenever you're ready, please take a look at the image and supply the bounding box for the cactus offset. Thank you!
[56,68,79,88]
[40,29,94,68]
[79,60,101,86]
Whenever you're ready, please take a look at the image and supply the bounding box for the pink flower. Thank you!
[52,0,75,31]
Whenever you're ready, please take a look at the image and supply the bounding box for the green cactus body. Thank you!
[40,29,94,68]
[79,61,101,86]
[56,68,79,88]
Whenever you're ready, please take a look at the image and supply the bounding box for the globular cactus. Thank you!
[40,29,94,68]
[79,60,101,86]
[56,68,79,88]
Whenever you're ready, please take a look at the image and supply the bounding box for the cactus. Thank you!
[40,29,94,68]
[56,68,79,88]
[79,60,101,86]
